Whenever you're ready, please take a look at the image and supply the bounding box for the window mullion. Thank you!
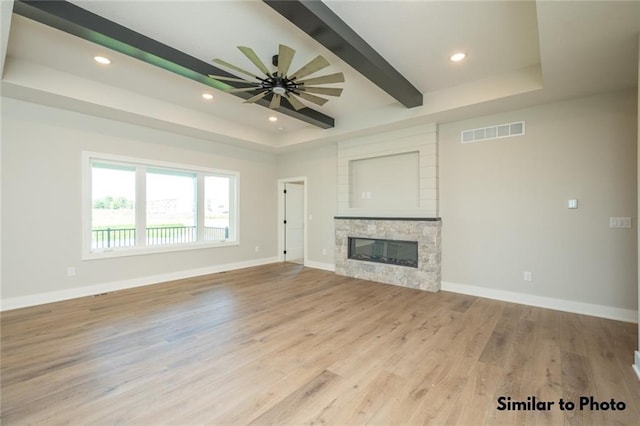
[197,173,205,242]
[136,166,147,247]
[83,156,93,254]
[229,176,237,241]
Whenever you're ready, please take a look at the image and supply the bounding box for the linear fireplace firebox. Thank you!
[348,237,418,268]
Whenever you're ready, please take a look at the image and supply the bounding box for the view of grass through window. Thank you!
[92,163,136,249]
[146,169,196,245]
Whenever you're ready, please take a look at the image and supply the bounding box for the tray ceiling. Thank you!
[1,0,638,150]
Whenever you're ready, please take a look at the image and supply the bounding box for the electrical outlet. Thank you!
[67,266,76,277]
[322,248,327,256]
[255,246,260,253]
[523,271,532,282]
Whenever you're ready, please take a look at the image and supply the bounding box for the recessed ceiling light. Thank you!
[268,116,278,122]
[450,52,466,62]
[94,56,111,65]
[202,93,214,100]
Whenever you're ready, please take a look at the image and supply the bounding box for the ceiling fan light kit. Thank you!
[208,44,344,111]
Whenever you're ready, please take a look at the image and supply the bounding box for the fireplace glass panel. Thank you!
[348,237,418,268]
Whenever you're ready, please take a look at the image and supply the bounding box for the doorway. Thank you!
[278,177,306,265]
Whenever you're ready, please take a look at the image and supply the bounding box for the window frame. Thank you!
[82,151,239,260]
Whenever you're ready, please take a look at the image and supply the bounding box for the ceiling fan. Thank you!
[208,44,344,111]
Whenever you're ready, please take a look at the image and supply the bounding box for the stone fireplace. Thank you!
[335,217,442,292]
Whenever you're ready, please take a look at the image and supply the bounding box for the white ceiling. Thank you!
[1,0,639,151]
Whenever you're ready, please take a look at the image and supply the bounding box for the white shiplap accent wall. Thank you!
[337,123,438,217]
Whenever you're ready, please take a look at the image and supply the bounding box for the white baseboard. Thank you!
[441,281,638,323]
[304,260,336,272]
[634,351,640,382]
[0,257,279,311]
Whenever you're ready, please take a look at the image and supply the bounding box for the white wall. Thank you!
[350,151,420,210]
[1,97,278,305]
[439,89,638,320]
[0,0,12,76]
[636,37,640,374]
[337,124,438,217]
[277,145,337,270]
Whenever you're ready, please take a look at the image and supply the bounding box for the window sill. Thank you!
[83,240,239,261]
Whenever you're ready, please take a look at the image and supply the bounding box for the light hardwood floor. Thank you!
[1,263,639,425]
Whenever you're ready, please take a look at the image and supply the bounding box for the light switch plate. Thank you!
[610,217,632,228]
[568,199,578,209]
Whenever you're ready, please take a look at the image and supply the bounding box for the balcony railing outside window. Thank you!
[92,226,229,249]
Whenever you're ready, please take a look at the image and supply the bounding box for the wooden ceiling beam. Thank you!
[263,0,423,108]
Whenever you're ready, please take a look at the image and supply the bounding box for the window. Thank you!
[91,163,136,249]
[84,152,238,258]
[146,169,196,246]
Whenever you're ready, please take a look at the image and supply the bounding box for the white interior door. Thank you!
[285,182,304,263]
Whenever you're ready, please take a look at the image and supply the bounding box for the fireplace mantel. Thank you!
[335,216,441,221]
[334,217,442,292]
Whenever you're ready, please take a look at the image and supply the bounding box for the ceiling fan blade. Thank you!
[269,93,281,109]
[297,72,345,86]
[212,58,258,79]
[224,87,261,93]
[238,46,271,77]
[208,75,255,84]
[299,86,343,97]
[244,91,269,104]
[296,91,329,106]
[277,44,296,77]
[289,55,330,80]
[285,93,307,111]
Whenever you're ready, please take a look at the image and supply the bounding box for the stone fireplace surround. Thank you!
[335,217,442,292]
